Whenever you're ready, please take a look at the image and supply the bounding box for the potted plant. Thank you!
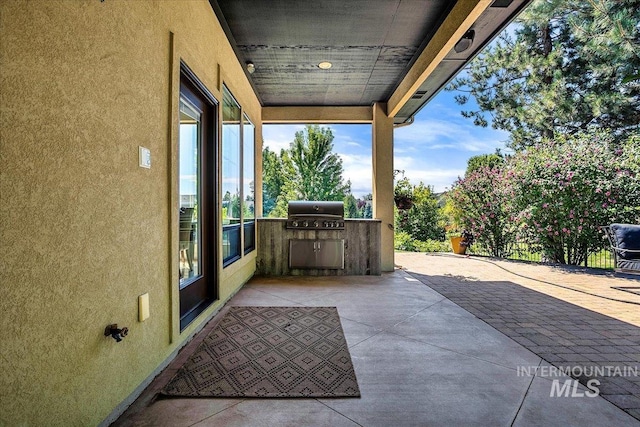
[394,171,414,210]
[450,229,474,255]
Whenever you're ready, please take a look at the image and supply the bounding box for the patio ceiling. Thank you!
[209,0,531,124]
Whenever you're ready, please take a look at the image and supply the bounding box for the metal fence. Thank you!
[467,240,616,270]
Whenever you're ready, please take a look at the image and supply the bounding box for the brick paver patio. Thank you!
[398,252,640,421]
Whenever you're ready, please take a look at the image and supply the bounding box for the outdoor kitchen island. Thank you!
[257,217,381,276]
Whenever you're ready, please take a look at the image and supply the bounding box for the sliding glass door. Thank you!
[178,65,217,330]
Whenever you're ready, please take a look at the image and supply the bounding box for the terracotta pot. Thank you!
[450,236,467,255]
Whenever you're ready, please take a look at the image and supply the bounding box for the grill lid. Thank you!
[287,201,344,219]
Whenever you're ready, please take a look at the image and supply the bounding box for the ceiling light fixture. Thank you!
[246,61,255,74]
[454,30,475,53]
[318,61,332,70]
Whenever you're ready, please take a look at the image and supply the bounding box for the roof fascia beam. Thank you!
[262,106,373,124]
[387,0,492,118]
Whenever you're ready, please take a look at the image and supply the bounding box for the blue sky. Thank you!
[262,86,511,198]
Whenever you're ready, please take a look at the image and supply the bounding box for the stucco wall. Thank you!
[0,1,260,425]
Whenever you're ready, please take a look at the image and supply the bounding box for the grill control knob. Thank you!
[292,221,298,227]
[313,220,319,228]
[303,220,309,227]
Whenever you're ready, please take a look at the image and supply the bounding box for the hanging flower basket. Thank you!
[394,195,414,210]
[394,170,414,210]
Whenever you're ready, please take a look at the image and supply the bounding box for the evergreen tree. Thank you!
[344,194,361,219]
[360,193,373,219]
[448,0,640,150]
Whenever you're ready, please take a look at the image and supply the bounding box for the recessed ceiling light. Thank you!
[318,61,332,70]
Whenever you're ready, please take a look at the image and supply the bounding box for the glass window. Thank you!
[243,114,255,253]
[178,97,202,287]
[222,86,241,264]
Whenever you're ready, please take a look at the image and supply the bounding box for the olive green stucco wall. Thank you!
[0,1,260,425]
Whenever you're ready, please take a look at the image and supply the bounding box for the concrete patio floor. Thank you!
[113,253,640,426]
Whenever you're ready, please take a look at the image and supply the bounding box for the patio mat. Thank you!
[162,306,360,398]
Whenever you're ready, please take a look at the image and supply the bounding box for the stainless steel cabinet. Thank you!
[289,239,345,269]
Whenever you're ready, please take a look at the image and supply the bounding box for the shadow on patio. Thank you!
[405,270,640,421]
[114,254,640,426]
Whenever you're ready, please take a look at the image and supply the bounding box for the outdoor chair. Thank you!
[179,207,195,275]
[603,223,640,274]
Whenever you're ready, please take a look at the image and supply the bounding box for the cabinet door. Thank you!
[315,239,344,269]
[289,240,317,268]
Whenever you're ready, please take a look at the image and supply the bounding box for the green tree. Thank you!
[440,196,463,235]
[466,151,504,176]
[262,147,284,217]
[344,194,360,219]
[269,125,351,216]
[395,181,446,242]
[222,191,241,224]
[448,0,640,150]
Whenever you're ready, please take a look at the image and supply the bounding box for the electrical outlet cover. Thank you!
[139,293,150,321]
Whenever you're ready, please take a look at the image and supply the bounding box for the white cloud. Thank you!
[261,121,493,195]
[340,152,372,197]
[331,125,370,152]
[262,124,305,152]
[394,118,508,154]
[345,141,364,148]
[395,155,464,193]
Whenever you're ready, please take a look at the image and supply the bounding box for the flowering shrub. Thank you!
[449,164,517,257]
[508,130,639,264]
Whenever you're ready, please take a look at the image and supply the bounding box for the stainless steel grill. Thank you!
[286,201,345,230]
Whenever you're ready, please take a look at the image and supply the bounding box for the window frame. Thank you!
[243,114,256,255]
[178,62,219,330]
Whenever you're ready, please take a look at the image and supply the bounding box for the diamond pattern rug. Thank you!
[162,306,361,398]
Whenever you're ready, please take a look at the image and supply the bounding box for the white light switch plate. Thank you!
[139,146,151,169]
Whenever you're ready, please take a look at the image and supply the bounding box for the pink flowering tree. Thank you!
[509,130,639,264]
[449,164,518,257]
